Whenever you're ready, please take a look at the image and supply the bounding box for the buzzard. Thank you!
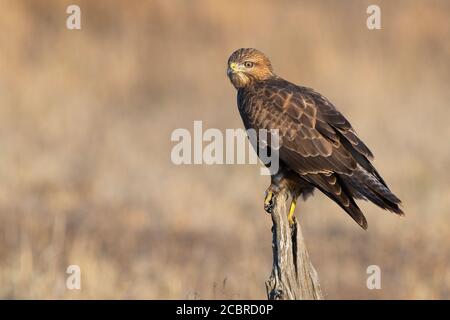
[227,48,403,229]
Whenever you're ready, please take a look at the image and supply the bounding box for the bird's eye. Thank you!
[244,61,254,68]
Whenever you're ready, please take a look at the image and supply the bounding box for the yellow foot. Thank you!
[264,190,274,213]
[264,190,273,206]
[288,198,297,225]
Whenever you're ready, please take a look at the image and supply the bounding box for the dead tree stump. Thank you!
[265,187,323,300]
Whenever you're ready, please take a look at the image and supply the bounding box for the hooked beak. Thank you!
[230,62,239,71]
[227,62,240,77]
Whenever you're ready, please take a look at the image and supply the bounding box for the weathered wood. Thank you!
[265,187,323,300]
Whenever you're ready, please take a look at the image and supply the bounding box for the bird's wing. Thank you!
[238,79,402,229]
[239,80,366,176]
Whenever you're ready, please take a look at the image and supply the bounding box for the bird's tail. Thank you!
[305,173,368,230]
[304,167,403,230]
[340,166,404,216]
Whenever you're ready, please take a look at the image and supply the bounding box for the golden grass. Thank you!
[0,0,450,299]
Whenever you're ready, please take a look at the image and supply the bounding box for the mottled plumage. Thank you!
[227,48,403,229]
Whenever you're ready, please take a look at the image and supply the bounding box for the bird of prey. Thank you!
[227,48,403,229]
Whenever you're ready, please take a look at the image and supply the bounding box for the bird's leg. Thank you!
[265,167,302,225]
[265,168,287,214]
[288,197,297,226]
[265,183,299,225]
[264,184,280,214]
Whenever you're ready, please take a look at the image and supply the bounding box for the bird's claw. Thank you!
[264,185,280,213]
[264,190,274,213]
[288,198,297,226]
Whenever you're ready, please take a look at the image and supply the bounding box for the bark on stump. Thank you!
[265,188,323,300]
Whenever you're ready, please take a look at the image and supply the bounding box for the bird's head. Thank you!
[227,48,274,89]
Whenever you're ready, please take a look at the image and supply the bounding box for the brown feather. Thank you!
[229,48,403,229]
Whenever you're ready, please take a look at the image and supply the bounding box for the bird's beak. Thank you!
[228,62,241,77]
[230,62,239,72]
[227,67,233,77]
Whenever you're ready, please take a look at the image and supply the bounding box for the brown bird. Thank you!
[227,48,403,229]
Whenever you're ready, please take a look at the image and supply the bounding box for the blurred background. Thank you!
[1,0,450,299]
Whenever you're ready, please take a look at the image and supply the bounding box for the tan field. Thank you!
[1,0,449,299]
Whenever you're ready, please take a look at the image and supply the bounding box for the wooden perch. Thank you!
[265,187,323,300]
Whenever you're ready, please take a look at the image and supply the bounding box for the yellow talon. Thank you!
[288,198,297,225]
[264,190,273,206]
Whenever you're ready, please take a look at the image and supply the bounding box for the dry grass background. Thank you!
[0,0,449,299]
